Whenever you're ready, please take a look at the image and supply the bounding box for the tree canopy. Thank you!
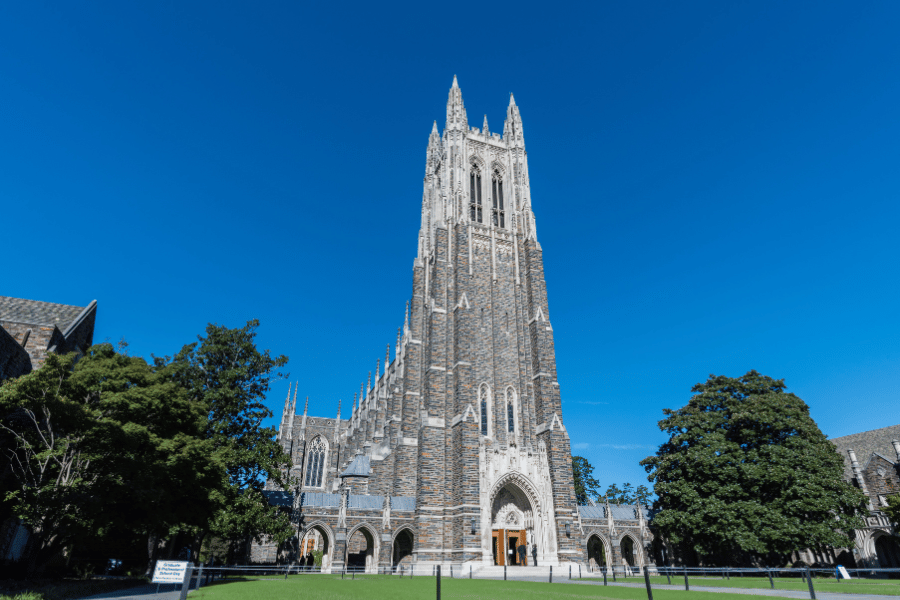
[0,345,220,573]
[572,456,600,505]
[640,370,868,566]
[154,319,293,547]
[605,483,653,505]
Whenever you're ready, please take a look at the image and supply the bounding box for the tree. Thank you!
[155,320,293,553]
[0,345,220,573]
[885,495,900,529]
[640,370,868,566]
[635,485,653,506]
[572,456,600,505]
[605,483,629,504]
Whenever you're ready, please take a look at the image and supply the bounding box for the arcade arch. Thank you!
[346,523,379,573]
[586,533,609,570]
[298,522,332,571]
[392,526,415,568]
[489,477,539,566]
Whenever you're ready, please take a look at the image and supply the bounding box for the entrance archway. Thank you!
[346,524,378,573]
[490,481,534,566]
[298,524,332,571]
[621,536,636,567]
[392,528,414,569]
[587,534,607,570]
[875,534,900,568]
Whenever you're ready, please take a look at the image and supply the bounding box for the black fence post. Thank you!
[643,566,654,600]
[179,567,192,600]
[470,565,472,579]
[683,568,689,591]
[579,564,582,579]
[569,565,572,580]
[767,569,774,589]
[726,567,730,580]
[612,566,616,582]
[665,567,671,585]
[450,566,453,578]
[806,568,816,600]
[549,566,553,583]
[436,565,441,600]
[603,567,607,586]
[504,565,507,580]
[342,566,345,579]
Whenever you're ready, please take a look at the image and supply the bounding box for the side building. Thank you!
[251,79,657,573]
[0,296,97,381]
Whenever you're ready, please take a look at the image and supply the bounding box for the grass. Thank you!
[188,573,831,600]
[578,574,900,597]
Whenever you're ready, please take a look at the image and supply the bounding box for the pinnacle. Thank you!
[431,120,439,135]
[452,74,459,88]
[509,92,516,106]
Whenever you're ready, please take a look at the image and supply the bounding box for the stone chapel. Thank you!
[251,78,655,572]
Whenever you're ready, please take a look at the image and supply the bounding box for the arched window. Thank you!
[492,170,505,228]
[505,387,517,435]
[470,167,483,223]
[304,437,327,488]
[480,385,491,436]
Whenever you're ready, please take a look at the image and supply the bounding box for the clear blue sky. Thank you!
[3,1,898,496]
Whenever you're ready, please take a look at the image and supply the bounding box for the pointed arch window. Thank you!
[304,436,327,488]
[505,387,517,435]
[480,385,491,437]
[470,167,483,223]
[492,170,505,228]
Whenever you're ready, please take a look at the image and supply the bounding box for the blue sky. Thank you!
[2,1,898,496]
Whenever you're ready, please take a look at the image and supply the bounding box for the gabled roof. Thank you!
[0,296,87,328]
[340,453,371,478]
[830,424,900,480]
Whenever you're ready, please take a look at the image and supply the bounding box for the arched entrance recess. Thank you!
[392,526,414,569]
[587,533,609,571]
[620,534,643,570]
[346,523,379,573]
[488,476,542,567]
[874,533,900,568]
[298,522,333,572]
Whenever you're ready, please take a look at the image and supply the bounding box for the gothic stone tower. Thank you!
[406,76,579,566]
[263,78,584,570]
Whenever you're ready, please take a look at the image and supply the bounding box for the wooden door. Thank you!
[493,529,506,566]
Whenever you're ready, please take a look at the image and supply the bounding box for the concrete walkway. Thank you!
[77,582,189,600]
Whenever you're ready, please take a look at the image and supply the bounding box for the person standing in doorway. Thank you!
[517,542,527,566]
[531,544,537,566]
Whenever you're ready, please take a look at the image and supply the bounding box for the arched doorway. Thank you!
[587,535,607,570]
[621,536,636,568]
[392,528,414,569]
[587,534,606,569]
[298,524,331,571]
[490,481,534,566]
[346,525,378,573]
[875,534,900,568]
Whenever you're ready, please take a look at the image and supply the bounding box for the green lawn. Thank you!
[188,573,833,600]
[578,574,900,597]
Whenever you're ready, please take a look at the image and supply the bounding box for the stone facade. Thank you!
[0,296,97,381]
[250,79,655,572]
[825,425,900,568]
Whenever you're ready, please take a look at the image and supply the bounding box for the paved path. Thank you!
[77,582,189,600]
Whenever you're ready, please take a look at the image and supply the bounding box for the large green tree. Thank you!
[572,456,600,505]
[640,370,867,566]
[0,345,220,573]
[155,320,294,552]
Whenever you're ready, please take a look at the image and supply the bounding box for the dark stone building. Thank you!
[251,79,654,573]
[0,296,97,381]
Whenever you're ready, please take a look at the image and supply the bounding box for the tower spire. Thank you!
[503,92,525,147]
[445,75,468,130]
[483,115,489,135]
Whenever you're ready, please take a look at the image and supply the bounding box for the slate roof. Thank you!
[830,424,900,480]
[390,496,415,511]
[577,503,652,521]
[340,454,371,478]
[300,492,341,507]
[262,490,294,508]
[0,296,86,328]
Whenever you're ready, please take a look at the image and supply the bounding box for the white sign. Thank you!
[153,561,189,583]
[837,565,851,580]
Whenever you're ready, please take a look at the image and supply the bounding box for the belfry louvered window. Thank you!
[480,386,489,436]
[507,400,515,433]
[304,437,326,488]
[492,170,505,228]
[470,168,483,223]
